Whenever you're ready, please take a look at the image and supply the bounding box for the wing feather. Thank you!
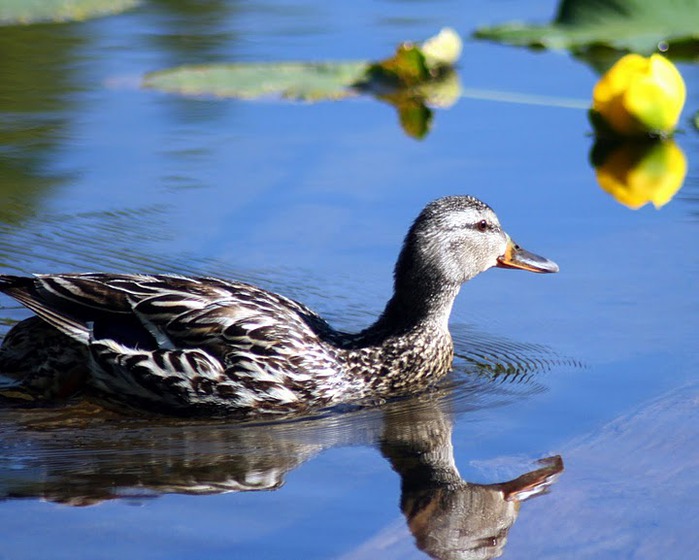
[0,273,349,414]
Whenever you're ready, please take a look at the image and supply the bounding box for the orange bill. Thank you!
[496,235,559,273]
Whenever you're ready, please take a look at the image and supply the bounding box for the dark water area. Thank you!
[0,0,698,558]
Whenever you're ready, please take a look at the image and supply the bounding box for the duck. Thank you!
[0,195,558,417]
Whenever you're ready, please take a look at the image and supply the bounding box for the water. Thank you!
[0,1,697,558]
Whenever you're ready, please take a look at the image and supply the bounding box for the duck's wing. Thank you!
[88,336,339,417]
[128,283,349,411]
[0,274,346,414]
[137,280,334,353]
[85,280,344,415]
[0,273,331,350]
[88,338,233,415]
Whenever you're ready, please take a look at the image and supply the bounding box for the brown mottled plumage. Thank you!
[0,196,558,417]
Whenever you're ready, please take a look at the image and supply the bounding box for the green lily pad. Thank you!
[474,0,699,55]
[144,61,370,101]
[143,28,462,101]
[0,0,140,25]
[143,29,463,140]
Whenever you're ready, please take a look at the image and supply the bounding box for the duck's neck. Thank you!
[377,225,470,331]
[351,233,466,341]
[374,280,460,333]
[377,235,464,332]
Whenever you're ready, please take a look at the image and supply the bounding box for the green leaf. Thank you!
[365,28,463,88]
[0,0,140,25]
[143,29,463,140]
[366,44,431,88]
[474,0,699,55]
[144,61,370,101]
[144,28,463,101]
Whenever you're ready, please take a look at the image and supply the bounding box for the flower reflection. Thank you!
[590,53,686,138]
[591,138,687,209]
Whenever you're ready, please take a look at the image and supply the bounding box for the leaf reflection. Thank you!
[143,28,463,140]
[358,69,461,140]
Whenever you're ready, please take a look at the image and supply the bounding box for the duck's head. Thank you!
[395,195,558,293]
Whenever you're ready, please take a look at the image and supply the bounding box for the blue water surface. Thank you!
[0,1,697,559]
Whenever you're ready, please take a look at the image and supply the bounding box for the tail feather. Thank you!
[0,274,90,343]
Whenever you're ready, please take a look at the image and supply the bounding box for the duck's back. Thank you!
[0,274,350,416]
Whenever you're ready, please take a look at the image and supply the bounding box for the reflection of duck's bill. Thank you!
[497,235,559,273]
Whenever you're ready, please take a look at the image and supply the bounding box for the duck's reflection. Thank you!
[0,386,561,559]
[382,403,561,560]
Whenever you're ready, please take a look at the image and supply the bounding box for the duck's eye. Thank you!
[476,220,488,232]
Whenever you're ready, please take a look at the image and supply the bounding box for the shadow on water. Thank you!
[0,326,572,559]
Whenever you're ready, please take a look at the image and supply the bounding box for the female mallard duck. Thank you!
[0,196,557,417]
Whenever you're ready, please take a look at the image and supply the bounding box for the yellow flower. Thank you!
[591,54,686,137]
[593,139,687,209]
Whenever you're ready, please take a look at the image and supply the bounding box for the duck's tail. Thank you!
[0,274,90,344]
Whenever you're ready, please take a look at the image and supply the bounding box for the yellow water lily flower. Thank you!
[591,54,686,137]
[593,139,687,209]
[421,27,463,69]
